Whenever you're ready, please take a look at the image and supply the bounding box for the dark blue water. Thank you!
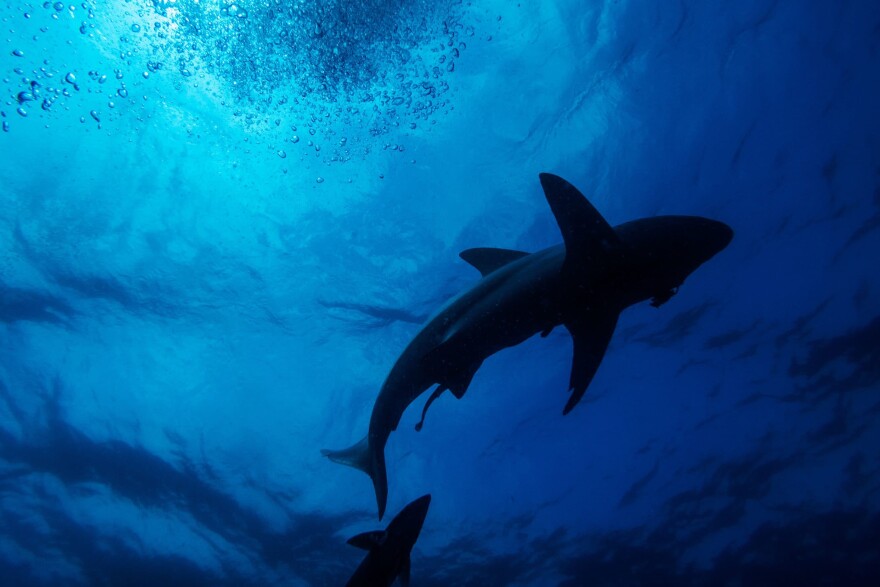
[1,1,879,585]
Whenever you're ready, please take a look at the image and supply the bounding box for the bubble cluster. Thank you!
[2,1,490,166]
[140,0,476,159]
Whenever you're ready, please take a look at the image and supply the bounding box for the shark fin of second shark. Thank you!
[322,436,389,519]
[347,530,387,550]
[562,309,619,415]
[538,173,620,271]
[459,247,530,277]
[399,554,411,587]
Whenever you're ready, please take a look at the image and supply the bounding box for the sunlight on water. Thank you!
[3,0,488,165]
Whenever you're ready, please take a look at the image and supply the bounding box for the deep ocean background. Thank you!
[2,1,879,585]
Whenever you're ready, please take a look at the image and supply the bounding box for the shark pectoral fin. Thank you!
[415,386,446,432]
[347,530,387,550]
[563,310,619,415]
[399,554,411,587]
[538,173,620,270]
[459,247,530,277]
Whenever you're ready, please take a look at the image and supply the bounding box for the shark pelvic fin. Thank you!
[415,362,483,431]
[562,309,619,415]
[459,247,530,277]
[322,436,389,519]
[347,530,387,550]
[538,173,620,270]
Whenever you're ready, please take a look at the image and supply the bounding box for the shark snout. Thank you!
[649,216,734,281]
[701,218,734,257]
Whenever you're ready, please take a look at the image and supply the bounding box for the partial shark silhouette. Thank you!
[324,173,733,518]
[344,494,431,587]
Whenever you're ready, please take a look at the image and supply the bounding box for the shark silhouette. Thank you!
[344,494,431,587]
[324,173,733,518]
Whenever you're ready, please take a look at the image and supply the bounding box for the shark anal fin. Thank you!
[538,173,620,272]
[399,554,411,587]
[347,530,387,550]
[562,310,619,415]
[459,247,530,277]
[445,361,482,399]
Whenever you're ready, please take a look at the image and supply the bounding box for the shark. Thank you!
[323,173,733,519]
[344,494,432,587]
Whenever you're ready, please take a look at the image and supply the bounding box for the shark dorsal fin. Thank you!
[538,173,619,269]
[347,530,387,550]
[459,247,530,277]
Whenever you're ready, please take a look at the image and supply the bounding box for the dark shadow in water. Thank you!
[414,503,880,587]
[319,297,430,329]
[633,302,716,347]
[0,377,359,586]
[789,313,880,393]
[553,510,880,587]
[0,281,75,324]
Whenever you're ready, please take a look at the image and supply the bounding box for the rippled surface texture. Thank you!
[2,1,879,585]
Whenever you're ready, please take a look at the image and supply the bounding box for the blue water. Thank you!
[2,1,879,585]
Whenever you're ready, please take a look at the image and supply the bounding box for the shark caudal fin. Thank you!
[322,436,389,519]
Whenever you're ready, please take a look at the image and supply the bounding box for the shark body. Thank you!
[345,494,431,587]
[324,173,733,518]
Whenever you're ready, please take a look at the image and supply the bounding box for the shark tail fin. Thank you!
[322,436,389,520]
